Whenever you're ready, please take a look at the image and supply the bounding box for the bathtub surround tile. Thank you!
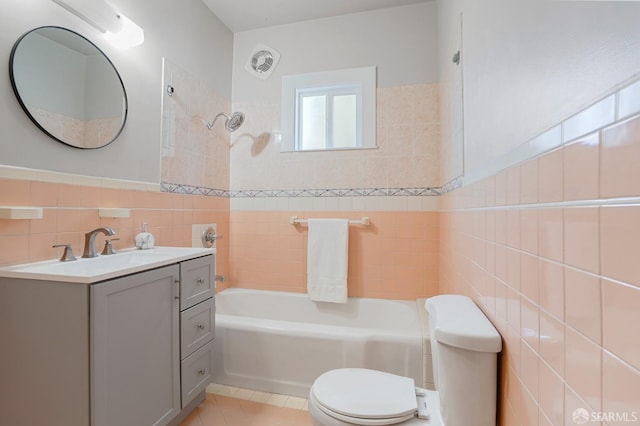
[230,210,438,300]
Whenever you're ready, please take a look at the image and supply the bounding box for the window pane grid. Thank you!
[295,82,361,150]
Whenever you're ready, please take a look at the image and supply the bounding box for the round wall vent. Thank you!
[245,44,280,80]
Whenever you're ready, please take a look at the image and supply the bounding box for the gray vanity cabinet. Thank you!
[0,252,215,426]
[91,264,181,426]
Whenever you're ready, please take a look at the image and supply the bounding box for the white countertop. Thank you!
[0,246,215,284]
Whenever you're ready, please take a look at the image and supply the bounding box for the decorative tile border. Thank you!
[160,182,227,197]
[161,182,442,198]
[438,177,463,195]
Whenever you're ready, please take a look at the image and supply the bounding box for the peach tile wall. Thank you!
[229,210,439,300]
[439,114,640,425]
[0,178,230,290]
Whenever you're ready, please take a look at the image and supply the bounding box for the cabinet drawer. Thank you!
[181,340,214,408]
[181,297,215,359]
[180,255,215,310]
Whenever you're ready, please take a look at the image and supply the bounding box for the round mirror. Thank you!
[9,26,127,149]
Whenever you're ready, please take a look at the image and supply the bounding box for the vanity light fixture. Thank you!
[51,0,144,49]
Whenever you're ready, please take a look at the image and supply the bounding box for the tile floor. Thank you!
[180,384,313,426]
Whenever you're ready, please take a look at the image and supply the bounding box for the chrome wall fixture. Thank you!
[205,112,245,133]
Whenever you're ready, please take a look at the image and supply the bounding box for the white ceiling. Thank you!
[201,0,431,32]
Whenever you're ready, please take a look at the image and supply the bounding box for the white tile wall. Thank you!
[230,196,439,212]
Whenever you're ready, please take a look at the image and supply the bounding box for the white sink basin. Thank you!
[0,247,215,283]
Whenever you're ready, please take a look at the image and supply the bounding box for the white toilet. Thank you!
[308,295,502,426]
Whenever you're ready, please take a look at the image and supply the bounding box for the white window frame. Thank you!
[281,66,377,152]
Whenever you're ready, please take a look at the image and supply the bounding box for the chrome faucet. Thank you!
[83,227,116,258]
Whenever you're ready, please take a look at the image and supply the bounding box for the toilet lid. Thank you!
[312,369,418,420]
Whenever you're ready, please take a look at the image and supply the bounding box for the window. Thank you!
[281,66,377,152]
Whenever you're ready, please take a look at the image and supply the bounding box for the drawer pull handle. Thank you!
[196,323,205,330]
[197,368,206,375]
[196,278,205,285]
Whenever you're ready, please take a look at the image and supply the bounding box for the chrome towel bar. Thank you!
[289,216,370,226]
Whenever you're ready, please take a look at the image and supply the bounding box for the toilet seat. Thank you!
[311,368,419,425]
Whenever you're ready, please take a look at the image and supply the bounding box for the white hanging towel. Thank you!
[307,218,349,303]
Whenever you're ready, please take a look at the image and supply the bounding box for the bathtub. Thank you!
[212,288,424,398]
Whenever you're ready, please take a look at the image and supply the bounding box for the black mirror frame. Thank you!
[8,26,128,149]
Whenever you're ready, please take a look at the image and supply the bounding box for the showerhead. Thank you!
[206,111,245,132]
[225,112,245,132]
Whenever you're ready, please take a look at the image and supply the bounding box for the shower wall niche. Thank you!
[161,58,230,191]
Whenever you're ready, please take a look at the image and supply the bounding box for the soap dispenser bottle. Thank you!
[135,223,155,250]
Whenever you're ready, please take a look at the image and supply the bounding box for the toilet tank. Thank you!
[425,295,502,426]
